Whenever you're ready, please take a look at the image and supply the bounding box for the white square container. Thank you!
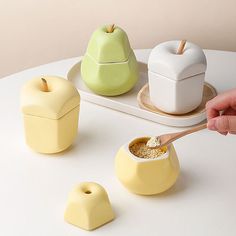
[148,40,207,114]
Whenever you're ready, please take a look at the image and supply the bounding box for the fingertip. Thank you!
[218,131,228,136]
[207,119,216,131]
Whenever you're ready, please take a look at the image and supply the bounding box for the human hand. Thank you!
[206,88,236,135]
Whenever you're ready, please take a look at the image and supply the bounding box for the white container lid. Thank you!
[148,40,207,80]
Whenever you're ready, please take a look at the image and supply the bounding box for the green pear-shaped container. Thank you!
[81,25,138,96]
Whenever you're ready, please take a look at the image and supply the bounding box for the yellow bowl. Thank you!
[115,137,180,195]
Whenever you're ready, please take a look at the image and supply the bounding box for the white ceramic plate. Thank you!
[67,60,215,127]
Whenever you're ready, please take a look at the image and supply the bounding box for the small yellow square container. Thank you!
[21,76,80,154]
[64,182,115,231]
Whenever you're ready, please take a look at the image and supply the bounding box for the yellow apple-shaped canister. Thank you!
[115,137,180,195]
[21,76,80,154]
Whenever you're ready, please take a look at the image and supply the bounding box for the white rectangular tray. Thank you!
[67,60,209,127]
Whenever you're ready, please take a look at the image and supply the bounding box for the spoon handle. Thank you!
[176,123,207,138]
[160,123,207,146]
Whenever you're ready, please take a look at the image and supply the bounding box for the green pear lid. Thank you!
[85,25,132,63]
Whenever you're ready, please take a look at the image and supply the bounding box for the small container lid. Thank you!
[148,40,207,80]
[86,26,132,63]
[21,76,80,119]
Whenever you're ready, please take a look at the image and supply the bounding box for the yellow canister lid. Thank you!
[21,76,80,119]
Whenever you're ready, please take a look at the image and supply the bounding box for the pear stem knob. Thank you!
[106,24,115,33]
[176,40,187,54]
[41,78,49,92]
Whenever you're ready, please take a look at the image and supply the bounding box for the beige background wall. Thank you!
[0,0,235,78]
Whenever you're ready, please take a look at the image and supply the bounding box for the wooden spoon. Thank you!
[147,123,207,149]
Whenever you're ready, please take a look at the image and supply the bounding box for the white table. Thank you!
[0,49,236,236]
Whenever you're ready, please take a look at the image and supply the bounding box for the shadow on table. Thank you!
[47,128,108,158]
[141,169,195,199]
